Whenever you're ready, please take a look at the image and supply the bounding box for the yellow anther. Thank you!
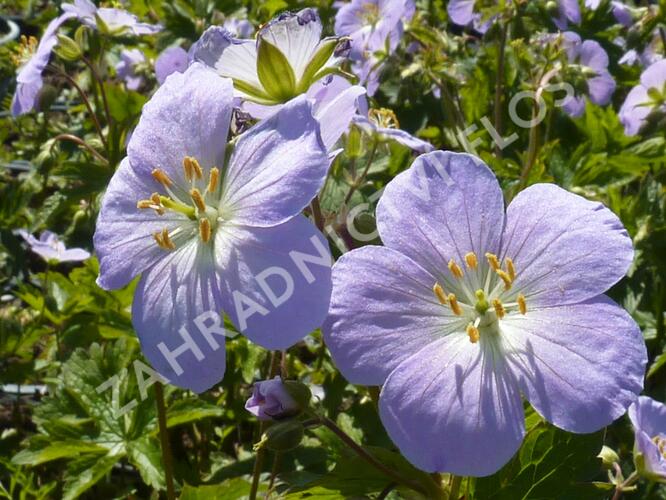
[517,293,527,315]
[433,283,448,305]
[495,269,513,290]
[199,218,211,243]
[485,252,500,271]
[466,323,480,343]
[137,200,152,209]
[492,298,505,319]
[150,193,161,205]
[505,257,516,281]
[190,188,206,212]
[151,168,173,187]
[183,157,194,181]
[207,167,220,193]
[191,158,204,179]
[447,293,462,316]
[161,228,175,250]
[448,259,464,279]
[464,252,478,269]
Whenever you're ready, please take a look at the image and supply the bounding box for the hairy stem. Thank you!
[52,133,109,165]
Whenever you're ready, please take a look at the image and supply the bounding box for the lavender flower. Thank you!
[352,108,433,153]
[154,46,188,85]
[11,12,75,116]
[94,64,332,392]
[62,0,161,36]
[115,48,145,91]
[553,0,582,30]
[561,32,616,117]
[447,0,494,33]
[223,17,254,38]
[245,377,299,420]
[323,151,646,475]
[619,60,666,136]
[18,230,90,263]
[628,396,666,483]
[190,9,347,106]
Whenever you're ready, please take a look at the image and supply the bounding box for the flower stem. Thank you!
[494,23,508,157]
[155,382,176,500]
[611,471,639,500]
[344,139,378,207]
[448,475,463,500]
[52,133,109,165]
[82,56,112,132]
[318,415,438,497]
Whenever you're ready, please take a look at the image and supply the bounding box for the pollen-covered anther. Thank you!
[466,323,480,343]
[495,269,513,290]
[190,188,207,212]
[517,293,527,315]
[183,156,203,180]
[153,229,175,250]
[485,252,500,271]
[448,259,464,279]
[505,257,516,281]
[448,293,462,316]
[464,252,478,269]
[492,298,505,319]
[433,282,448,305]
[151,168,173,188]
[207,167,220,194]
[199,218,212,243]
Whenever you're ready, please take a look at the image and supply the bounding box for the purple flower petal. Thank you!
[131,240,227,392]
[640,58,666,90]
[578,40,609,72]
[501,183,634,307]
[503,295,646,433]
[155,46,189,85]
[115,48,145,91]
[629,396,666,440]
[447,0,476,26]
[379,334,526,475]
[246,377,299,420]
[324,245,461,385]
[221,96,329,227]
[377,151,505,280]
[561,94,586,117]
[216,216,332,350]
[619,85,651,135]
[587,70,616,105]
[94,159,191,290]
[128,63,234,189]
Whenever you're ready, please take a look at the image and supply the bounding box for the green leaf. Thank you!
[180,478,264,500]
[12,440,107,466]
[62,452,120,500]
[256,40,297,101]
[165,398,226,428]
[127,435,165,490]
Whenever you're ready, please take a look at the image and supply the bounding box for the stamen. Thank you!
[495,269,513,290]
[464,252,478,269]
[183,157,194,181]
[190,188,206,212]
[207,167,220,193]
[433,283,448,305]
[517,293,527,315]
[485,252,500,271]
[190,157,204,179]
[151,168,173,188]
[505,257,516,281]
[492,298,505,319]
[150,193,161,205]
[199,218,211,243]
[137,200,152,209]
[161,228,176,250]
[447,293,462,316]
[474,289,489,314]
[448,259,464,279]
[466,323,480,343]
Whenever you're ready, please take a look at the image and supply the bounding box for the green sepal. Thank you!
[256,40,297,101]
[55,34,82,61]
[296,37,341,93]
[232,78,279,105]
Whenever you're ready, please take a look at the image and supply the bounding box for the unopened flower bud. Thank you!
[55,34,82,61]
[260,420,304,452]
[545,1,559,17]
[597,445,620,470]
[245,376,306,421]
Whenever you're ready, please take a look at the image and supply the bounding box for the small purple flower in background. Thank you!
[628,396,666,482]
[115,48,145,91]
[553,0,581,30]
[324,151,646,475]
[94,64,332,392]
[18,230,90,263]
[11,12,76,116]
[561,32,615,117]
[62,0,162,36]
[335,0,414,96]
[447,0,494,33]
[619,59,666,136]
[619,29,664,67]
[154,46,188,85]
[245,377,299,420]
[223,17,254,38]
[352,108,433,153]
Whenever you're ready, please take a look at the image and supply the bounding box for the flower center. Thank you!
[369,108,400,129]
[12,35,38,68]
[136,156,222,251]
[432,252,528,344]
[360,3,381,25]
[653,435,666,459]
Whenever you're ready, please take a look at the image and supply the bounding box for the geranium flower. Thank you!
[11,12,75,116]
[628,396,666,483]
[94,64,332,392]
[619,59,666,136]
[115,48,145,91]
[18,229,90,263]
[245,377,299,420]
[352,108,433,153]
[223,17,254,38]
[62,0,161,36]
[447,0,494,33]
[561,32,616,117]
[154,46,188,85]
[323,151,646,476]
